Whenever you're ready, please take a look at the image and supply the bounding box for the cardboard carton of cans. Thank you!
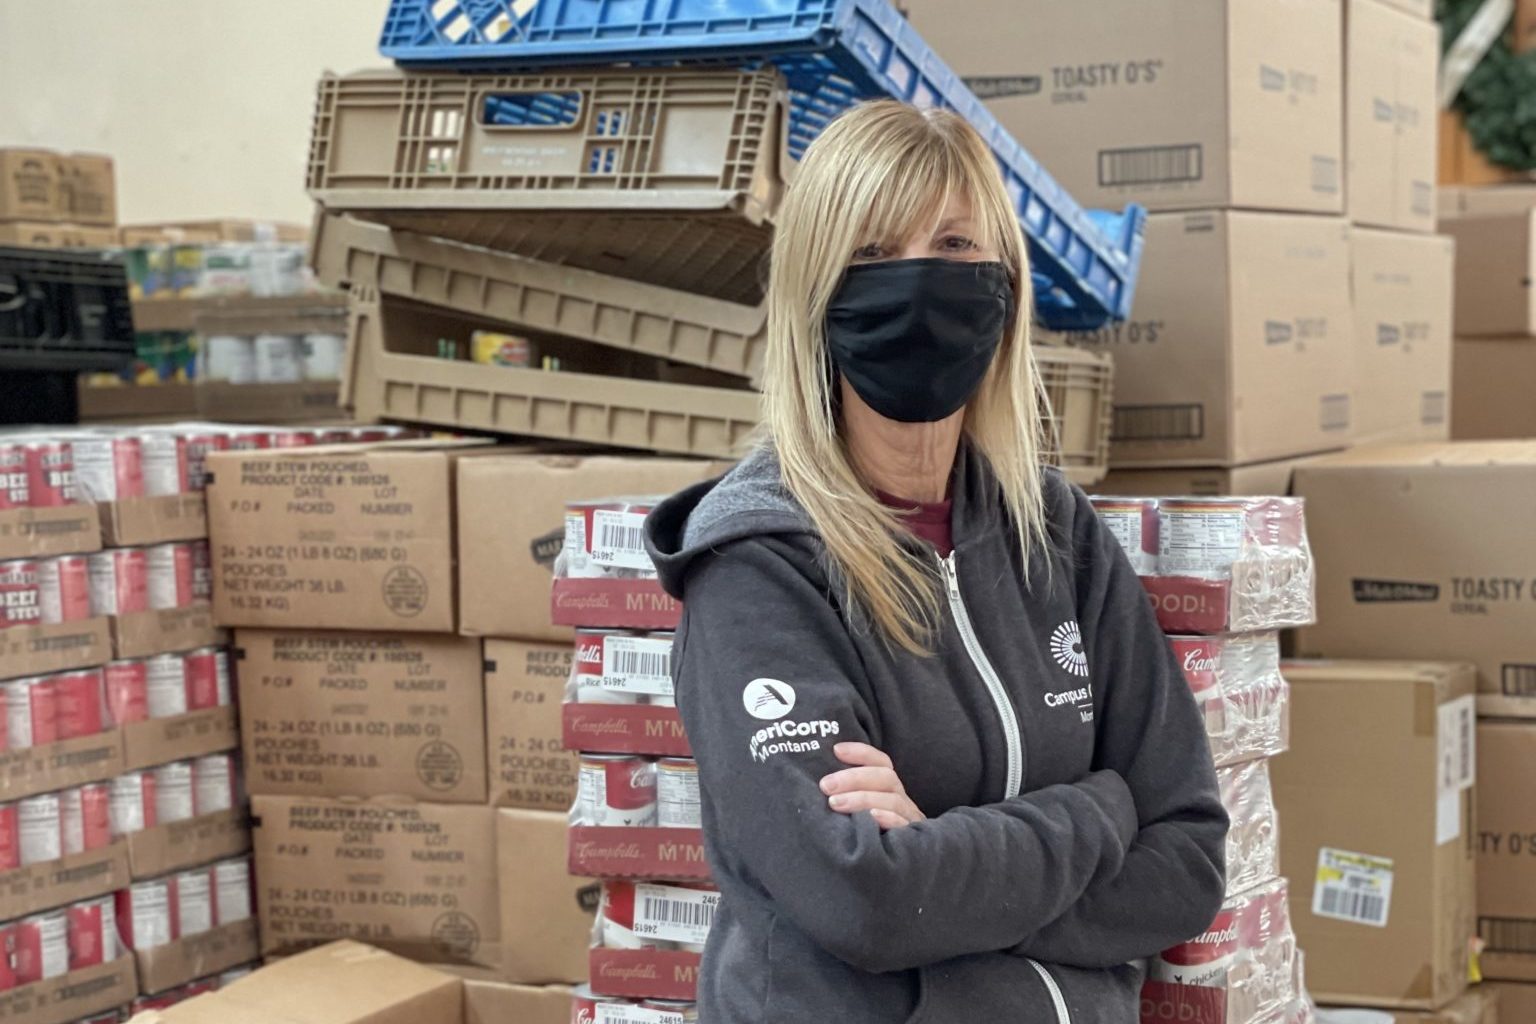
[1167,633,1291,769]
[0,892,138,1024]
[561,628,690,759]
[0,552,114,685]
[550,498,684,632]
[117,855,259,996]
[1,668,127,802]
[115,646,240,770]
[109,752,249,880]
[0,778,130,920]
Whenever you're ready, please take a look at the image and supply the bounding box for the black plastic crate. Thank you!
[0,246,135,372]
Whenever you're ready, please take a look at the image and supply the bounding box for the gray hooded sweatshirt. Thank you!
[645,445,1227,1024]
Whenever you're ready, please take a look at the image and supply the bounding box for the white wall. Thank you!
[0,0,387,225]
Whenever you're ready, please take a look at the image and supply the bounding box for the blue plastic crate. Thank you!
[379,0,1146,329]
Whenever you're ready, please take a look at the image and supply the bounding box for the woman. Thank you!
[645,101,1227,1023]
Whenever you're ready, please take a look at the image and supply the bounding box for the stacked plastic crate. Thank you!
[1090,496,1320,1024]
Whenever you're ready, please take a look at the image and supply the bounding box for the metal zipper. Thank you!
[939,551,1023,800]
[1027,958,1073,1024]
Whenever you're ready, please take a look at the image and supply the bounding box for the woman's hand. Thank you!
[819,742,926,831]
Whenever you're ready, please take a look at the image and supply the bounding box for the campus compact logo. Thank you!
[1050,620,1090,678]
[742,678,797,721]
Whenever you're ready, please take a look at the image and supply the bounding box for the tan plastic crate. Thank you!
[1038,344,1113,486]
[311,212,766,381]
[307,68,789,305]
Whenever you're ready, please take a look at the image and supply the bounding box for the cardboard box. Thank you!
[0,841,129,920]
[208,442,499,632]
[125,809,251,880]
[1350,228,1454,444]
[1341,987,1500,1023]
[68,226,117,249]
[484,639,577,810]
[0,504,101,560]
[902,0,1343,214]
[112,605,226,660]
[1375,0,1433,16]
[457,454,726,642]
[1441,213,1536,336]
[1294,443,1536,711]
[0,730,125,802]
[0,617,113,682]
[463,981,572,1024]
[238,630,488,802]
[99,493,208,547]
[0,149,62,223]
[0,957,137,1024]
[1094,453,1336,497]
[1477,722,1536,982]
[1063,211,1354,466]
[60,154,116,227]
[136,919,261,995]
[1489,981,1535,1019]
[1453,338,1536,441]
[123,706,240,771]
[1440,185,1536,219]
[497,809,596,984]
[1272,661,1477,1008]
[252,796,500,972]
[0,222,64,248]
[1346,0,1439,232]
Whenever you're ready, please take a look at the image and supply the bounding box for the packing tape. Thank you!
[1440,0,1515,109]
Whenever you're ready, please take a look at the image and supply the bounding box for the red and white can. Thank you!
[571,984,626,1023]
[70,432,145,503]
[37,554,91,625]
[175,866,214,937]
[0,802,18,871]
[147,541,195,610]
[0,440,29,510]
[222,427,271,451]
[573,629,674,706]
[141,431,189,497]
[12,910,69,983]
[88,547,149,616]
[183,646,229,710]
[268,429,317,449]
[0,921,16,991]
[66,896,118,969]
[104,658,150,726]
[17,792,61,866]
[191,540,213,603]
[52,668,106,740]
[145,652,189,719]
[1157,498,1307,578]
[182,430,228,492]
[109,771,157,837]
[600,880,671,950]
[22,440,75,507]
[564,500,659,579]
[213,857,253,924]
[153,761,195,824]
[658,758,701,829]
[577,754,657,828]
[193,753,237,814]
[0,559,42,629]
[117,877,176,950]
[1090,497,1160,575]
[3,676,57,748]
[60,783,113,856]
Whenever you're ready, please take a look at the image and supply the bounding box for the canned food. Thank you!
[577,754,657,828]
[182,430,229,492]
[657,758,701,829]
[145,652,188,718]
[213,857,253,924]
[109,771,157,837]
[222,427,271,451]
[59,783,112,855]
[311,428,353,444]
[116,877,176,950]
[1157,498,1305,578]
[17,792,61,866]
[193,753,236,814]
[182,647,227,711]
[88,547,149,616]
[0,802,18,871]
[563,499,659,579]
[152,761,195,824]
[629,881,718,954]
[66,896,118,969]
[53,668,106,740]
[600,881,671,951]
[70,432,145,503]
[0,440,29,510]
[175,866,214,937]
[641,999,700,1021]
[190,540,213,603]
[268,429,317,448]
[1089,497,1160,575]
[4,676,58,748]
[573,629,674,705]
[0,559,42,629]
[141,431,189,496]
[147,541,195,610]
[12,910,69,983]
[104,659,150,725]
[23,440,75,507]
[0,922,15,991]
[571,984,627,1023]
[37,554,92,624]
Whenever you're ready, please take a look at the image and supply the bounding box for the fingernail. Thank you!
[818,778,835,795]
[829,795,848,809]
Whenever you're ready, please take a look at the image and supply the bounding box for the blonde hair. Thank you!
[762,101,1052,655]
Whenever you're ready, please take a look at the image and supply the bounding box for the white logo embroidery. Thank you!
[1050,620,1089,678]
[743,678,797,720]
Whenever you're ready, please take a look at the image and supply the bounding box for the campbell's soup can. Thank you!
[175,866,214,937]
[573,629,647,706]
[193,753,236,814]
[71,432,145,503]
[577,754,657,828]
[147,541,195,610]
[53,668,106,740]
[183,647,227,710]
[104,659,150,725]
[145,652,189,719]
[213,857,253,924]
[141,431,189,496]
[0,441,29,509]
[0,559,42,629]
[268,429,317,449]
[641,1000,700,1021]
[23,440,75,507]
[66,896,118,969]
[600,880,670,951]
[12,910,68,983]
[37,554,91,624]
[222,427,272,451]
[5,676,58,748]
[117,877,176,950]
[59,783,113,855]
[88,547,149,616]
[1090,497,1159,575]
[109,771,157,836]
[153,761,195,824]
[570,984,626,1023]
[183,430,228,492]
[658,758,702,829]
[18,793,62,866]
[1151,904,1241,988]
[190,540,213,603]
[563,500,659,579]
[0,802,18,871]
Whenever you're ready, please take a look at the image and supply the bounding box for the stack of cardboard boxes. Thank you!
[0,148,118,249]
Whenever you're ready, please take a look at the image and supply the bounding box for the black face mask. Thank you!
[825,258,1016,424]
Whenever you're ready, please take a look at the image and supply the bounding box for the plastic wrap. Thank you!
[1168,633,1291,767]
[1219,759,1280,898]
[566,629,676,708]
[552,497,681,632]
[1143,878,1297,1024]
[593,879,717,954]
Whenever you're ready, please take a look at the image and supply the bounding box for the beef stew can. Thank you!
[38,554,92,624]
[0,559,42,630]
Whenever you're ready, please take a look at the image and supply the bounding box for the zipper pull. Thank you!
[941,552,961,600]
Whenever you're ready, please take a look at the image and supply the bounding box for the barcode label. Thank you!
[1098,144,1203,187]
[1313,847,1393,928]
[590,510,653,571]
[1320,394,1351,432]
[1421,390,1447,426]
[600,635,675,697]
[634,883,719,946]
[1480,916,1536,954]
[1502,664,1536,697]
[1438,695,1476,794]
[1112,404,1204,442]
[595,1005,689,1024]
